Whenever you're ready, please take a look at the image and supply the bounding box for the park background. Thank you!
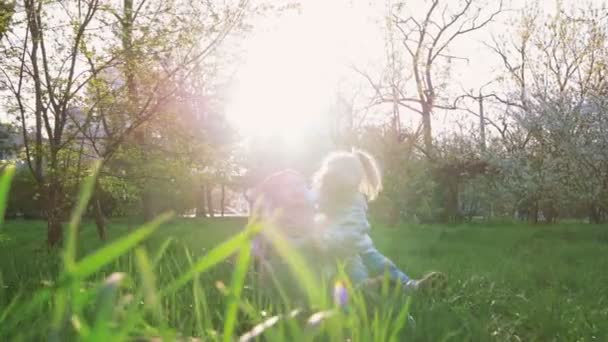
[1,0,608,340]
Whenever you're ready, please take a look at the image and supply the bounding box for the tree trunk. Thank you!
[443,178,461,223]
[87,177,107,240]
[530,200,539,224]
[478,92,486,153]
[123,0,154,222]
[141,188,155,221]
[47,215,63,249]
[220,184,225,217]
[422,106,433,157]
[391,83,401,141]
[93,185,106,240]
[206,184,214,218]
[542,203,557,224]
[589,203,604,224]
[46,182,64,248]
[94,198,106,239]
[122,0,136,97]
[196,185,207,218]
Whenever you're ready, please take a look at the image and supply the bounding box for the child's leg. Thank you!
[360,248,411,284]
[360,249,448,294]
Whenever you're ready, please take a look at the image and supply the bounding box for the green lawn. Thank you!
[2,218,608,341]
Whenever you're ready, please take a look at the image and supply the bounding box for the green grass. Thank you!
[2,216,608,341]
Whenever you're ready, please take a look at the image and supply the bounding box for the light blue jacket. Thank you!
[319,193,375,258]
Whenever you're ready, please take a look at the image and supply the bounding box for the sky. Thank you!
[2,0,604,143]
[225,0,384,143]
[225,0,604,145]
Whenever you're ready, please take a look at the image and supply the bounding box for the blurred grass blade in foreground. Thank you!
[0,164,15,229]
[162,221,262,294]
[223,242,252,342]
[64,161,101,273]
[69,212,174,281]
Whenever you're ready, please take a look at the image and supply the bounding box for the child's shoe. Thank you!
[405,271,447,294]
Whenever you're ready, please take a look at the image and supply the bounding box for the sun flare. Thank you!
[225,1,381,144]
[226,13,334,141]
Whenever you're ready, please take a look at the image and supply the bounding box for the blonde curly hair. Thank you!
[313,148,382,210]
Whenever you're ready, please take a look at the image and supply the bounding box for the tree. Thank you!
[346,0,503,223]
[0,0,253,246]
[357,0,502,158]
[0,0,117,246]
[68,0,255,234]
[487,1,608,222]
[0,1,13,40]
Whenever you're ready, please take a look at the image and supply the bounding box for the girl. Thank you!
[247,169,367,288]
[247,169,317,263]
[313,149,445,291]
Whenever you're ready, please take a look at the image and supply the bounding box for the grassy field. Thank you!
[2,218,608,341]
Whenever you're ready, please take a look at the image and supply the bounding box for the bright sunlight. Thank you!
[226,0,381,144]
